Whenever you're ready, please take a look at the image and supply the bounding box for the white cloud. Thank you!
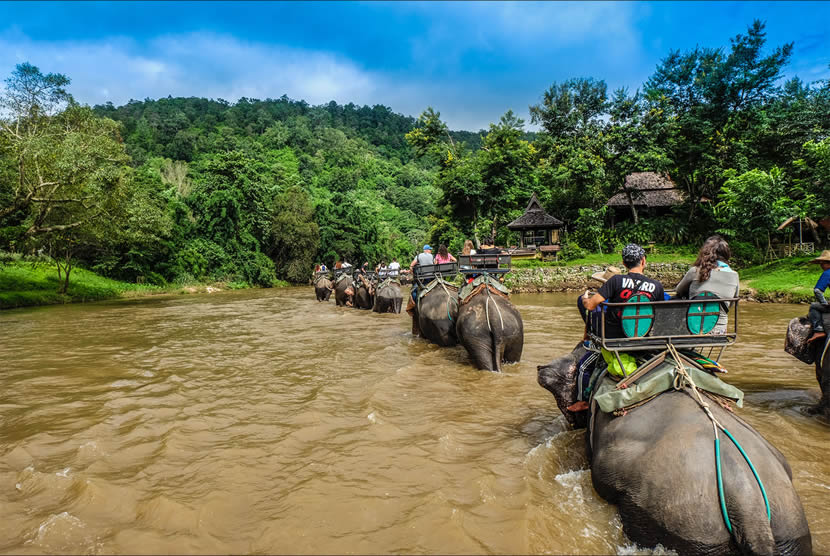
[0,29,516,129]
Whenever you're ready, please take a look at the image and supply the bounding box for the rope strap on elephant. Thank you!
[376,277,400,292]
[666,342,771,536]
[416,278,459,323]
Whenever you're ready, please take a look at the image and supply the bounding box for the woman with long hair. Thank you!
[434,243,457,264]
[675,235,739,333]
[462,239,475,256]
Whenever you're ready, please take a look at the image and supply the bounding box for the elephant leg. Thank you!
[394,298,402,313]
[503,335,524,364]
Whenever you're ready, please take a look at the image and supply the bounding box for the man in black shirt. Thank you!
[582,244,665,338]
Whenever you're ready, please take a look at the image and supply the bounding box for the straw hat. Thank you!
[591,266,621,283]
[810,250,830,264]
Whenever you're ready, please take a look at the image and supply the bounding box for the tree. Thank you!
[0,64,131,292]
[269,186,319,283]
[530,78,610,224]
[645,21,793,216]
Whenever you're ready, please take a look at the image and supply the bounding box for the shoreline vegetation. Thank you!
[1,251,818,310]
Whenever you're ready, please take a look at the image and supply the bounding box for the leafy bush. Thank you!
[729,240,764,268]
[237,250,277,287]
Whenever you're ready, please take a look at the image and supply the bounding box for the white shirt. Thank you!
[388,261,400,276]
[342,261,352,268]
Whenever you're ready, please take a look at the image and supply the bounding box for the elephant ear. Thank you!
[538,344,588,429]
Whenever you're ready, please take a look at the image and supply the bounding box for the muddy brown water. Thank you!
[1,288,828,554]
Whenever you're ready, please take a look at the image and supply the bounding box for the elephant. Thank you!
[334,276,355,307]
[455,280,523,371]
[409,279,459,346]
[786,315,830,417]
[313,275,333,302]
[537,344,812,555]
[354,274,375,310]
[373,280,402,313]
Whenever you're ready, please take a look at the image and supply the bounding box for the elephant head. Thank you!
[537,343,589,429]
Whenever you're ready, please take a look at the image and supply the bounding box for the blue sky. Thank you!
[1,1,828,130]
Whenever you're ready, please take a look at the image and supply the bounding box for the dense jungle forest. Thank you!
[1,21,828,289]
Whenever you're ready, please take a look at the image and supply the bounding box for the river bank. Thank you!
[0,260,287,310]
[1,253,821,310]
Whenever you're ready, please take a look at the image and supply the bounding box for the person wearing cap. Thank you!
[411,245,434,271]
[807,250,830,343]
[582,244,665,339]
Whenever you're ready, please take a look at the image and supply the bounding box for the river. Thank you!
[1,288,828,554]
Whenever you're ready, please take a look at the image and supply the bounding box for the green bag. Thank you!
[601,348,637,377]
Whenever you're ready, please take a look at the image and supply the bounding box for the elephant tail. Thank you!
[731,511,775,556]
[485,294,503,372]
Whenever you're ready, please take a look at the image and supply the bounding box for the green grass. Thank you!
[511,245,697,269]
[739,256,819,302]
[0,260,162,309]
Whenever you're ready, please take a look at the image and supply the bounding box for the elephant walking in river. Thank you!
[786,315,830,418]
[409,279,458,346]
[373,280,402,313]
[314,276,333,302]
[455,278,523,371]
[538,344,811,555]
[354,274,375,310]
[334,276,355,307]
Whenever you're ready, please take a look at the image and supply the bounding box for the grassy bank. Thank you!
[739,256,818,303]
[0,260,289,310]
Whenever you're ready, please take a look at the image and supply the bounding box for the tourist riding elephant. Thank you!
[410,279,459,346]
[455,277,523,372]
[314,275,333,302]
[538,344,812,555]
[786,314,830,417]
[334,276,355,307]
[354,274,375,310]
[373,280,402,313]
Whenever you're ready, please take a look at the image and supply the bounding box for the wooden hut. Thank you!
[606,172,685,223]
[507,193,564,258]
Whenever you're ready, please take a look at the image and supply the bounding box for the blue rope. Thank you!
[715,437,732,533]
[721,427,771,521]
[715,427,772,535]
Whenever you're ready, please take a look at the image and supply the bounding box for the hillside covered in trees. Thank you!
[1,21,828,290]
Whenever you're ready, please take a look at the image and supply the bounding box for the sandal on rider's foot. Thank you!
[566,401,590,412]
[807,331,827,343]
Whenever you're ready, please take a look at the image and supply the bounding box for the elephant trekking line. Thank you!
[538,284,811,553]
[785,249,830,417]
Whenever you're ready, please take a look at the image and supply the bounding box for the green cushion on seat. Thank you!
[688,292,720,335]
[621,294,654,338]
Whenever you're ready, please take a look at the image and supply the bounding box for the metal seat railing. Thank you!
[413,262,458,287]
[588,295,739,378]
[457,254,511,275]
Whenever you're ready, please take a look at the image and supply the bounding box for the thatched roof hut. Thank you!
[508,193,564,250]
[607,172,685,207]
[507,193,563,230]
